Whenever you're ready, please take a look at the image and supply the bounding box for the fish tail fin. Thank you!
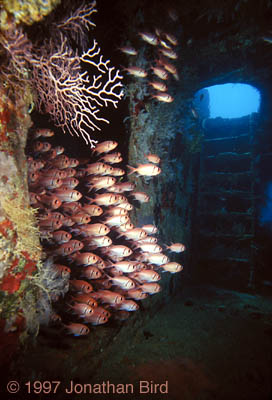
[66,252,77,262]
[104,273,112,281]
[127,165,136,175]
[86,185,94,194]
[85,195,94,204]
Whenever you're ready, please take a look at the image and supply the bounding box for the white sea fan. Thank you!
[22,258,69,334]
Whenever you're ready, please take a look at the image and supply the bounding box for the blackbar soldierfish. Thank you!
[92,140,118,155]
[165,243,186,253]
[160,262,183,273]
[69,280,93,294]
[127,163,161,176]
[138,32,159,45]
[63,323,90,336]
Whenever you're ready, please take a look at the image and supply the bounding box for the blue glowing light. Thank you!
[260,183,272,226]
[207,83,260,118]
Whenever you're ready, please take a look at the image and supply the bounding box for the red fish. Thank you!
[151,66,168,80]
[142,252,169,265]
[67,302,94,316]
[108,275,135,289]
[68,158,79,168]
[33,141,51,153]
[65,168,77,177]
[113,300,139,311]
[81,204,103,216]
[165,242,186,253]
[164,33,178,46]
[38,176,63,189]
[52,230,72,243]
[110,182,136,192]
[38,218,63,231]
[63,322,90,336]
[129,269,161,283]
[102,245,133,258]
[84,162,108,175]
[144,154,160,164]
[85,176,116,191]
[83,235,112,248]
[42,168,67,179]
[50,312,62,324]
[73,223,110,237]
[28,171,40,184]
[69,252,99,266]
[151,93,174,103]
[137,236,157,244]
[34,128,55,138]
[103,214,129,227]
[29,192,40,205]
[60,177,79,189]
[98,152,123,164]
[157,58,178,77]
[138,32,159,45]
[51,155,70,169]
[115,222,134,233]
[159,48,178,59]
[136,243,162,253]
[127,163,161,176]
[61,217,75,227]
[70,213,91,225]
[142,224,158,234]
[71,294,98,308]
[130,192,150,203]
[117,203,133,211]
[118,46,138,55]
[111,167,125,176]
[118,228,147,240]
[109,261,137,273]
[105,206,128,216]
[160,262,183,273]
[126,288,148,300]
[81,266,102,279]
[148,81,167,92]
[68,239,84,251]
[53,188,82,202]
[139,282,161,294]
[69,280,93,293]
[83,313,109,325]
[123,66,147,78]
[28,160,45,172]
[61,201,82,214]
[92,141,118,155]
[54,264,71,278]
[53,242,75,256]
[54,145,65,155]
[91,289,124,305]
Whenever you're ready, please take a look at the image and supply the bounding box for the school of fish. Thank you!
[27,130,185,337]
[119,25,179,103]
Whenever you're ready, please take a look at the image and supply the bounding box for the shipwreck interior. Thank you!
[0,0,272,399]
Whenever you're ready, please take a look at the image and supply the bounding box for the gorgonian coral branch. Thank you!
[0,28,32,74]
[30,36,124,147]
[0,2,124,148]
[56,1,97,49]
